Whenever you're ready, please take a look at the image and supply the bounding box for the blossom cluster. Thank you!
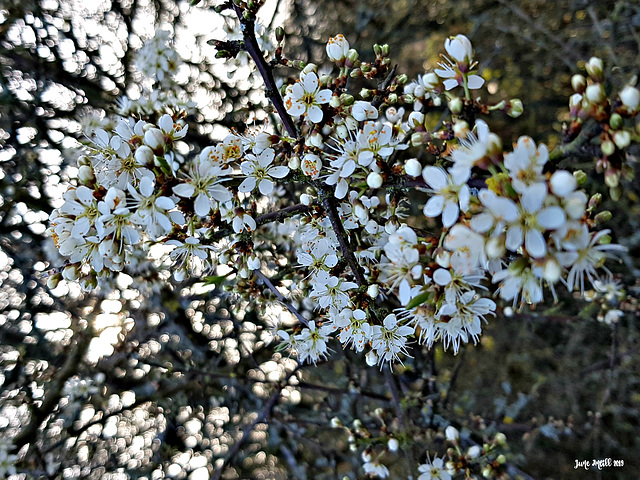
[49,29,628,372]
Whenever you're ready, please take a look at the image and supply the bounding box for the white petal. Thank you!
[423,195,444,217]
[470,212,493,233]
[307,105,324,124]
[442,201,460,227]
[521,183,546,213]
[258,178,274,195]
[525,229,546,258]
[238,177,256,193]
[173,183,195,198]
[537,206,566,230]
[155,196,175,210]
[506,226,523,251]
[268,165,290,178]
[433,268,452,286]
[302,72,319,92]
[467,75,485,90]
[316,89,332,104]
[194,193,211,217]
[422,166,447,190]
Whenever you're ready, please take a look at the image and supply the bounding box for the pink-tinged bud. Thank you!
[345,48,359,68]
[604,168,619,188]
[620,85,640,112]
[571,74,587,93]
[585,84,605,104]
[585,56,604,81]
[144,128,165,149]
[405,158,422,177]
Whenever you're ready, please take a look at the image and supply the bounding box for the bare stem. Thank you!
[254,268,310,327]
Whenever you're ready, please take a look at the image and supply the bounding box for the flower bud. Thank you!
[47,273,62,289]
[360,88,373,99]
[467,445,481,459]
[405,158,422,177]
[448,97,463,114]
[610,185,622,201]
[135,145,155,166]
[78,165,95,184]
[497,454,507,465]
[275,27,285,43]
[62,265,80,281]
[396,74,408,85]
[387,438,399,452]
[367,284,379,298]
[604,169,619,188]
[585,56,604,80]
[619,85,640,112]
[367,172,383,189]
[613,130,631,149]
[407,111,425,129]
[329,95,341,108]
[594,210,612,224]
[585,84,605,104]
[453,120,469,137]
[550,170,577,197]
[365,350,378,366]
[330,417,343,428]
[300,193,312,206]
[345,49,359,68]
[485,236,506,259]
[144,128,165,149]
[495,432,507,445]
[571,74,587,93]
[302,63,317,74]
[574,170,587,186]
[588,193,602,209]
[601,139,616,156]
[288,155,300,170]
[445,426,459,443]
[543,258,562,283]
[609,113,623,130]
[411,132,426,146]
[507,98,524,118]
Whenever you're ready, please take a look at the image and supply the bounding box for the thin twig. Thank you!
[211,368,297,480]
[321,194,367,287]
[383,366,406,427]
[254,268,310,327]
[549,120,602,164]
[232,4,298,138]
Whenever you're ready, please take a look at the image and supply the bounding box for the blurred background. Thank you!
[1,0,639,478]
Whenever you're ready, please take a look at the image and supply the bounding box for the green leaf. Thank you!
[406,291,434,310]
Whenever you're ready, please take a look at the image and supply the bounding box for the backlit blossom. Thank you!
[284,71,332,124]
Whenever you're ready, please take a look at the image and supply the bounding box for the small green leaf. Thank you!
[406,291,434,310]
